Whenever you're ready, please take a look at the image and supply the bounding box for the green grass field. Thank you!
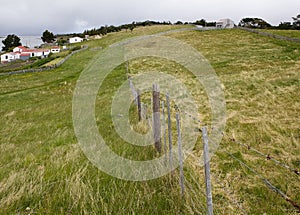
[0,25,299,214]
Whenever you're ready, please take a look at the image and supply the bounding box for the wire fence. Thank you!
[126,69,300,214]
[223,133,300,176]
[178,108,300,213]
[177,107,299,176]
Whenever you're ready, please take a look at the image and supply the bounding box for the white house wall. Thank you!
[0,53,19,62]
[69,37,83,43]
[51,49,60,53]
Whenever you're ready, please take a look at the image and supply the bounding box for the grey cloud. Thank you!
[0,0,299,36]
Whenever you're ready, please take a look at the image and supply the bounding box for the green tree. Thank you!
[41,30,55,43]
[175,21,183,25]
[278,22,292,30]
[2,34,21,51]
[129,22,136,32]
[292,14,300,29]
[194,19,206,26]
[239,18,272,29]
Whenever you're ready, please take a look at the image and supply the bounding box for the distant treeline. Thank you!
[83,20,173,36]
[82,19,218,36]
[238,16,300,30]
[68,15,300,38]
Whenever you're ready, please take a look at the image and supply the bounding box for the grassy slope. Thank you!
[0,26,299,214]
[169,29,300,214]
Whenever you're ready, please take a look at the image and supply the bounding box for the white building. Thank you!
[13,46,28,53]
[0,52,20,63]
[69,37,84,44]
[1,45,53,63]
[216,19,235,29]
[28,49,51,58]
[50,46,61,53]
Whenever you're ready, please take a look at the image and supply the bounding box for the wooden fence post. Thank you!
[202,126,213,215]
[176,113,185,197]
[129,77,137,105]
[162,101,167,163]
[153,84,161,153]
[166,93,173,173]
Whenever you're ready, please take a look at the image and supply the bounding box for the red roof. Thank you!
[51,46,60,49]
[23,49,50,53]
[16,46,27,49]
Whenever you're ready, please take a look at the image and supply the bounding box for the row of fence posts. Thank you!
[129,79,214,214]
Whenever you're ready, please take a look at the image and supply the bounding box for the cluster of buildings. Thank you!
[1,36,85,64]
[0,46,61,63]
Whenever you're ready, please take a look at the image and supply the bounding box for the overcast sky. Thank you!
[0,0,299,36]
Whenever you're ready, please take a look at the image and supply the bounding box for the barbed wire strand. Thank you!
[176,107,300,212]
[224,149,300,213]
[222,133,300,176]
[173,105,247,214]
[176,107,299,176]
[127,82,299,212]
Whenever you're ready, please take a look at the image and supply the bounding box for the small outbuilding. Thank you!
[216,19,235,29]
[50,46,61,53]
[69,37,84,44]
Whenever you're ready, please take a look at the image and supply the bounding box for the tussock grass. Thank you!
[0,26,299,214]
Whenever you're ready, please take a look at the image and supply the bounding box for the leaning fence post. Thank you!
[162,101,167,163]
[129,77,137,105]
[153,84,161,153]
[176,113,185,197]
[166,93,173,173]
[202,126,213,215]
[137,89,142,121]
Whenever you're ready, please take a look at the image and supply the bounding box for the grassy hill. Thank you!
[0,26,299,214]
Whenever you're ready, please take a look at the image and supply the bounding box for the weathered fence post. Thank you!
[176,113,185,197]
[129,77,137,105]
[153,84,161,153]
[137,89,142,121]
[162,101,167,163]
[202,126,213,215]
[166,93,173,173]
